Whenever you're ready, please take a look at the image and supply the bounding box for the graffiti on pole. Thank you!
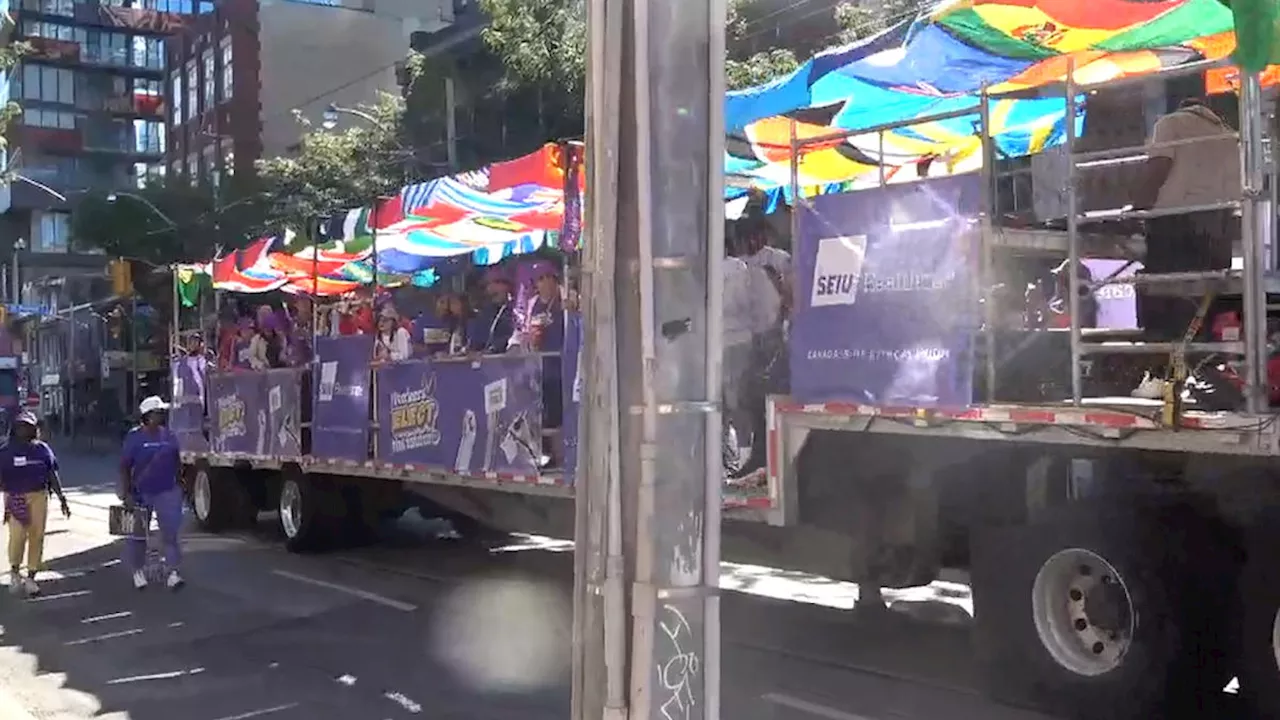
[656,603,700,720]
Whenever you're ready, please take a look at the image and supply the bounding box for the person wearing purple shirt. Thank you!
[1,412,69,596]
[119,396,185,591]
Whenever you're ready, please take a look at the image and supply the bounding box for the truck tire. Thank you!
[971,497,1234,719]
[1232,509,1280,715]
[189,466,254,533]
[279,475,339,553]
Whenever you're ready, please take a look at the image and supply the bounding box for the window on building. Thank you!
[184,59,197,121]
[169,158,181,178]
[35,212,70,254]
[185,152,197,181]
[132,162,164,189]
[22,108,77,129]
[201,47,214,108]
[22,64,75,105]
[23,20,75,41]
[169,71,181,125]
[133,119,163,155]
[133,77,163,115]
[201,142,216,185]
[130,36,163,70]
[22,0,73,17]
[219,35,232,102]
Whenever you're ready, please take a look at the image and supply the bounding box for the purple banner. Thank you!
[264,368,303,459]
[792,175,980,406]
[374,355,543,476]
[170,357,208,452]
[561,313,583,484]
[312,335,374,462]
[1082,259,1141,330]
[209,372,266,455]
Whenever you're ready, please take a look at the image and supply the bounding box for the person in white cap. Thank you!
[373,305,412,363]
[118,396,185,590]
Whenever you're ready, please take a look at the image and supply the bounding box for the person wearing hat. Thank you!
[373,304,412,363]
[119,396,185,590]
[1,412,68,596]
[468,267,517,354]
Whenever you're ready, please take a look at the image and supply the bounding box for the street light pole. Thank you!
[11,238,24,305]
[574,0,725,719]
[107,191,179,229]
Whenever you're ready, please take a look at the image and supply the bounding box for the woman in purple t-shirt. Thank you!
[1,412,69,596]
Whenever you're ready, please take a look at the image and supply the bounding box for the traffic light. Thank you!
[109,259,132,296]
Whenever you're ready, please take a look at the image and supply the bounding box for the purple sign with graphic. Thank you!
[792,174,980,406]
[312,335,374,463]
[1082,259,1141,330]
[561,313,582,484]
[374,355,543,476]
[264,368,303,459]
[171,357,208,452]
[208,372,267,455]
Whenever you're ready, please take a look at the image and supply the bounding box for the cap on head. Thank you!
[484,267,512,287]
[14,412,38,428]
[139,396,170,415]
[379,305,398,320]
[531,261,560,281]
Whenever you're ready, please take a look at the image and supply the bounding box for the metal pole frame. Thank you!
[1065,58,1083,405]
[978,85,997,402]
[1240,72,1268,413]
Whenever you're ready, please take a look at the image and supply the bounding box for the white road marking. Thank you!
[211,703,300,720]
[28,590,91,602]
[82,611,132,624]
[64,628,145,646]
[270,570,417,612]
[762,693,880,720]
[107,667,205,684]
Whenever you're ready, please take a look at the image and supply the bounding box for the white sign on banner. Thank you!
[809,235,868,308]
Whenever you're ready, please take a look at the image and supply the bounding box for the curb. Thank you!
[0,683,38,720]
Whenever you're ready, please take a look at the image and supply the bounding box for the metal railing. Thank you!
[784,56,1276,415]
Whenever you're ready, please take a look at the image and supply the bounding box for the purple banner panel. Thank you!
[209,372,267,455]
[171,357,208,452]
[264,368,304,459]
[792,174,980,407]
[561,313,583,484]
[312,335,374,463]
[374,354,543,476]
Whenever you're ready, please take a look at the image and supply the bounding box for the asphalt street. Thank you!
[0,450,1061,720]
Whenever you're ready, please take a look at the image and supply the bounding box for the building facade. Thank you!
[1,0,210,305]
[165,0,456,188]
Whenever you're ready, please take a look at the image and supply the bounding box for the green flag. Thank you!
[175,265,209,308]
[1222,0,1280,73]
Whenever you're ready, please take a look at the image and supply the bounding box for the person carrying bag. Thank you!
[1,412,69,597]
[118,396,185,591]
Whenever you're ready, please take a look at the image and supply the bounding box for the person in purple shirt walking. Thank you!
[1,412,70,596]
[119,396,185,591]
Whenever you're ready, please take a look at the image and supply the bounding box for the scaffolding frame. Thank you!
[784,59,1275,415]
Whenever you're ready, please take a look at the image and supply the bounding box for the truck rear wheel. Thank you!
[279,476,339,553]
[972,497,1233,719]
[190,466,254,533]
[1232,510,1280,715]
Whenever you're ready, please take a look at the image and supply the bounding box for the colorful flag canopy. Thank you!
[199,0,1278,296]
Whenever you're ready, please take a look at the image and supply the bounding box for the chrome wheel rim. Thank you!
[1031,547,1135,677]
[279,480,302,539]
[193,469,212,522]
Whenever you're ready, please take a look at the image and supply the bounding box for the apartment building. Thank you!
[165,0,458,189]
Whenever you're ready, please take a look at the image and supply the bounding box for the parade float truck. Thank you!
[179,80,1280,720]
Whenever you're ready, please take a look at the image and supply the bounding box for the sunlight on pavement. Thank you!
[429,577,570,693]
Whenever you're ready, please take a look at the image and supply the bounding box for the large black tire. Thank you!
[278,475,341,553]
[971,496,1235,719]
[1232,508,1280,716]
[189,465,255,533]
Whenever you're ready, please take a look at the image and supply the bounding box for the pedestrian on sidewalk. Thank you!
[1,412,70,597]
[119,396,185,591]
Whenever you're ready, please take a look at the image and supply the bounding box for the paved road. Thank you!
[0,450,1062,720]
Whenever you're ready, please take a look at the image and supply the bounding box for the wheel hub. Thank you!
[279,481,302,540]
[1032,548,1136,677]
[193,471,211,521]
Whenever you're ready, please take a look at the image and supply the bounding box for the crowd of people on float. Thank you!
[185,257,574,374]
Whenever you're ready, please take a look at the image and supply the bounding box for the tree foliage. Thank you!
[254,93,409,231]
[69,180,268,265]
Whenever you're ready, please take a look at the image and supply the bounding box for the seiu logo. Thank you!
[815,274,857,297]
[810,235,868,308]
